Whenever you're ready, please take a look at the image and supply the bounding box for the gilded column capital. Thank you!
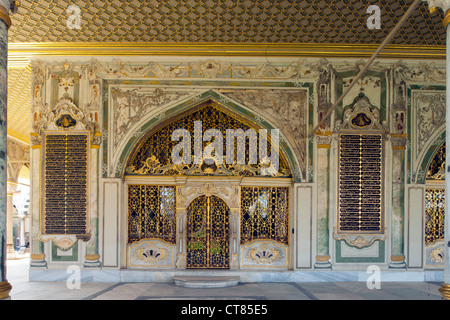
[427,0,450,27]
[315,131,333,149]
[0,0,19,29]
[6,180,18,195]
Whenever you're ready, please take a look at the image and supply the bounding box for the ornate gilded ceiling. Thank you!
[5,0,446,147]
[7,0,446,45]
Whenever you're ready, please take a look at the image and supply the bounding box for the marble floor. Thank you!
[4,258,446,300]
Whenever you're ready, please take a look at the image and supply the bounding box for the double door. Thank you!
[186,195,230,269]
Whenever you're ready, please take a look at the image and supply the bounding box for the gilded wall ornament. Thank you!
[333,228,386,249]
[247,243,281,265]
[128,239,175,268]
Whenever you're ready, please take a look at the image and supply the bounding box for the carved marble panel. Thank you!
[412,91,445,160]
[109,87,200,153]
[240,240,287,269]
[220,89,308,175]
[128,239,176,268]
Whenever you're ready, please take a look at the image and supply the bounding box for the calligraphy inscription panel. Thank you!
[338,133,383,233]
[43,133,89,235]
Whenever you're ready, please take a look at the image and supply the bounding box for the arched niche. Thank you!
[124,98,293,180]
[113,90,302,182]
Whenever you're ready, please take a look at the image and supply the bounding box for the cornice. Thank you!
[6,42,446,65]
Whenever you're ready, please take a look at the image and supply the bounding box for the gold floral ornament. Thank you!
[247,243,280,265]
[137,247,167,264]
[429,246,445,264]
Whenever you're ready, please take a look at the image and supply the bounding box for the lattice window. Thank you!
[127,185,176,244]
[338,133,383,233]
[425,189,445,245]
[240,186,289,245]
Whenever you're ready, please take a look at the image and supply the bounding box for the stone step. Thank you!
[173,276,240,288]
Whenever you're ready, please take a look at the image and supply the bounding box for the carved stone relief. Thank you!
[110,87,199,153]
[128,239,176,268]
[240,240,287,269]
[219,89,307,178]
[413,92,445,159]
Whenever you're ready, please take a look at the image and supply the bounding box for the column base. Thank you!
[389,255,406,269]
[314,255,332,269]
[83,254,102,269]
[230,254,239,270]
[30,253,47,269]
[439,283,450,300]
[0,280,12,300]
[176,254,186,269]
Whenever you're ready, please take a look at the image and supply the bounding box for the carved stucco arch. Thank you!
[420,127,446,184]
[116,90,302,182]
[414,124,446,184]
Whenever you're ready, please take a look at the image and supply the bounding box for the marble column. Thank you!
[29,145,46,268]
[314,132,332,269]
[175,177,187,269]
[389,134,407,268]
[427,0,450,300]
[0,0,18,300]
[6,181,17,256]
[84,147,101,268]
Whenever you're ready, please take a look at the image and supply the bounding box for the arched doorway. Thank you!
[123,99,294,270]
[186,195,230,269]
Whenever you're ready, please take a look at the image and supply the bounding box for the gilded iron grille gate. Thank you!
[186,195,230,269]
[240,186,289,245]
[127,184,177,244]
[425,188,445,246]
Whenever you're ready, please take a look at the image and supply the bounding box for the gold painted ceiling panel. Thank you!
[7,67,31,143]
[8,0,445,46]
